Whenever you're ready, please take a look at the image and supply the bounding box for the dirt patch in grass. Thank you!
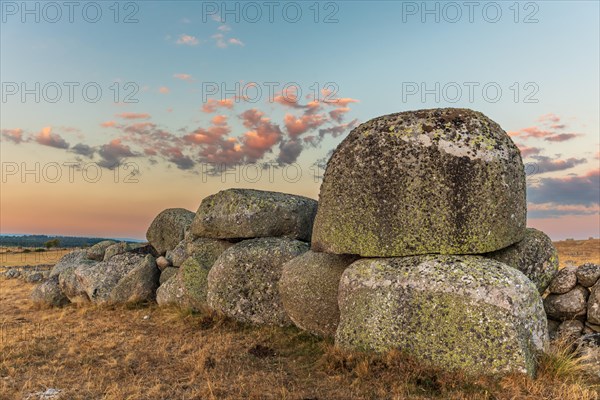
[1,279,599,400]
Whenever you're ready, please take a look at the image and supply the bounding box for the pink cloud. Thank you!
[544,133,582,142]
[1,128,25,144]
[537,113,560,123]
[173,73,194,82]
[329,107,351,123]
[35,127,69,149]
[228,38,244,46]
[116,112,151,120]
[515,143,541,158]
[211,115,228,125]
[101,121,117,128]
[176,34,199,46]
[202,98,234,113]
[283,113,328,137]
[158,86,170,94]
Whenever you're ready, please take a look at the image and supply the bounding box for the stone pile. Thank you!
[545,263,600,342]
[29,108,571,378]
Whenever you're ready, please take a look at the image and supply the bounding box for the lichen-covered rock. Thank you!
[108,254,159,304]
[174,237,233,268]
[577,263,600,287]
[279,251,358,337]
[156,273,189,307]
[31,276,69,307]
[4,269,20,279]
[103,242,136,261]
[548,266,578,294]
[336,255,547,376]
[190,189,318,241]
[52,250,98,304]
[74,253,155,304]
[86,240,116,261]
[207,237,309,326]
[311,108,526,257]
[485,228,558,293]
[177,239,234,308]
[59,265,91,304]
[588,281,600,325]
[544,285,589,320]
[555,320,584,343]
[159,267,178,285]
[50,250,96,278]
[575,333,600,377]
[146,208,195,255]
[24,271,45,283]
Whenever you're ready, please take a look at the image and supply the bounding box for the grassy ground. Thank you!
[0,248,72,268]
[1,278,598,400]
[1,240,599,399]
[554,239,600,268]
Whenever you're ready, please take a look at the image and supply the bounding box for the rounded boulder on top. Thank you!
[311,108,527,257]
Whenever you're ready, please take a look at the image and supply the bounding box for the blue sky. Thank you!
[1,1,599,239]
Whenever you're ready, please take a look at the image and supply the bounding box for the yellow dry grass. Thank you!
[1,279,598,400]
[0,248,72,267]
[554,239,600,268]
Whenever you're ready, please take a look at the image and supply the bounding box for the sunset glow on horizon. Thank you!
[1,1,598,240]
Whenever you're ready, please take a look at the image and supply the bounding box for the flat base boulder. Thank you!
[485,228,558,293]
[279,251,358,336]
[207,238,309,326]
[190,189,318,241]
[336,255,547,377]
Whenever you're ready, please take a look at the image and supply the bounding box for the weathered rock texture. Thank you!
[486,228,558,293]
[190,189,318,241]
[279,251,358,337]
[86,240,116,261]
[146,208,195,255]
[31,276,69,307]
[207,237,309,326]
[336,255,547,376]
[311,108,526,257]
[548,266,578,294]
[544,285,589,320]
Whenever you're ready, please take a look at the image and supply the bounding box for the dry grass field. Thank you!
[554,239,600,268]
[0,247,73,268]
[1,240,599,399]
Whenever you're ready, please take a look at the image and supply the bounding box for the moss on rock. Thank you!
[207,237,309,326]
[485,228,559,293]
[311,108,526,257]
[335,255,548,377]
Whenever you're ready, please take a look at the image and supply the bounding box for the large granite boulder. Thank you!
[207,237,309,326]
[279,251,358,337]
[544,285,589,320]
[73,253,157,304]
[146,208,195,255]
[86,240,116,261]
[336,255,547,377]
[159,267,178,285]
[30,276,70,307]
[485,228,558,293]
[190,189,318,241]
[311,108,526,257]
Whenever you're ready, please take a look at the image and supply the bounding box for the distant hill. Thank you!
[0,234,144,248]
